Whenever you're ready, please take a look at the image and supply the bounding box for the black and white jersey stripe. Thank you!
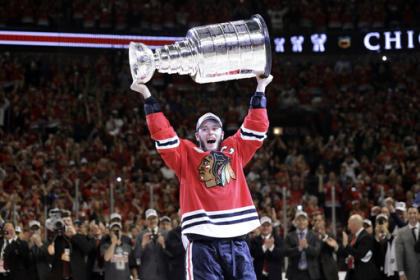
[155,136,180,150]
[181,206,260,238]
[240,125,267,142]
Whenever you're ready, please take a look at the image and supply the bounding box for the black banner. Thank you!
[273,28,419,54]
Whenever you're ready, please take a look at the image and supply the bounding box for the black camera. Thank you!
[54,220,66,233]
[0,229,8,236]
[46,208,68,234]
[150,231,158,241]
[113,230,120,239]
[377,219,385,225]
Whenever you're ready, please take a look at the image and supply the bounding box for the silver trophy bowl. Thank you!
[129,14,271,84]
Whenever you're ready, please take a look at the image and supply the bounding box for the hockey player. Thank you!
[130,73,273,280]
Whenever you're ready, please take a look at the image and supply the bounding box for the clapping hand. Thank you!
[326,237,339,249]
[299,237,307,249]
[342,231,348,247]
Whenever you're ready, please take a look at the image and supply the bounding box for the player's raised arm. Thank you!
[232,74,273,165]
[130,81,183,174]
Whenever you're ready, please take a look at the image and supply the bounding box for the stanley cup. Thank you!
[129,14,271,84]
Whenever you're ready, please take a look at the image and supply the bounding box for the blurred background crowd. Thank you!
[0,0,419,279]
[0,48,419,235]
[0,0,419,35]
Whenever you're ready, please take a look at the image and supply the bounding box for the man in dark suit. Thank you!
[48,215,96,280]
[395,206,420,280]
[3,222,31,280]
[165,223,185,280]
[311,212,339,280]
[249,216,284,280]
[337,214,379,280]
[285,210,321,280]
[373,214,398,280]
[0,222,12,280]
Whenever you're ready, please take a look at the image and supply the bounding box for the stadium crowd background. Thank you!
[0,0,419,34]
[0,0,419,278]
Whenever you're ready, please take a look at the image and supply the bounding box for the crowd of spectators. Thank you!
[0,0,419,35]
[1,198,419,279]
[0,47,419,237]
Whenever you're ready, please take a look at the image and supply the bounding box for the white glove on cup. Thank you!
[130,81,151,99]
[256,74,273,93]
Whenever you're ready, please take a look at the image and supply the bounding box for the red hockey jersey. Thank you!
[146,108,269,238]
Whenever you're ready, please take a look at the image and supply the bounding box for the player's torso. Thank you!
[179,137,251,213]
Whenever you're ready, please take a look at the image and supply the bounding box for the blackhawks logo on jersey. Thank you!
[198,151,237,188]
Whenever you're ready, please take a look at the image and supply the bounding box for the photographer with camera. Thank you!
[370,198,407,235]
[374,214,399,280]
[101,213,132,247]
[133,209,169,280]
[94,212,133,280]
[47,209,73,280]
[2,222,31,280]
[27,220,52,280]
[47,209,95,280]
[102,222,137,280]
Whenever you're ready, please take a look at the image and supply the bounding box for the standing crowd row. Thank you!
[1,197,420,280]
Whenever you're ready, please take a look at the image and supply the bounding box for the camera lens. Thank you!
[55,220,65,231]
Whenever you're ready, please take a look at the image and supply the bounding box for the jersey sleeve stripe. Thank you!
[155,136,180,149]
[241,125,267,136]
[240,128,267,142]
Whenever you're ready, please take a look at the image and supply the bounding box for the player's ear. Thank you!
[195,132,199,142]
[221,131,224,140]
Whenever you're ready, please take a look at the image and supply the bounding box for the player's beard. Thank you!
[198,135,222,152]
